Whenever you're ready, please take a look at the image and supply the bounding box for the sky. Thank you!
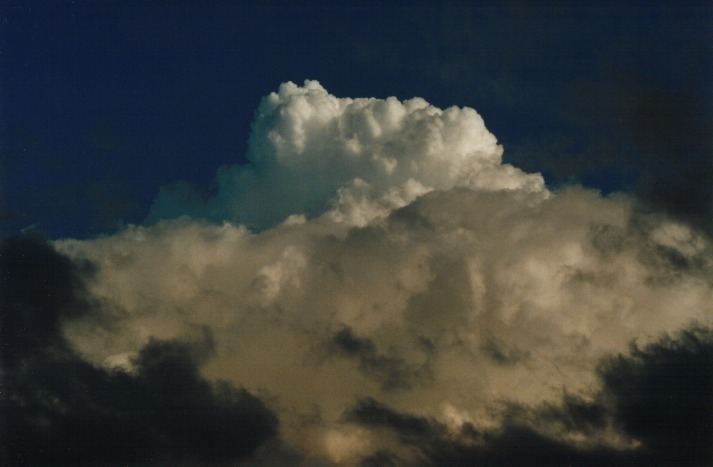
[1,1,712,466]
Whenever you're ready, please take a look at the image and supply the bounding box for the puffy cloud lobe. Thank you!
[0,236,278,466]
[46,83,713,464]
[148,80,545,229]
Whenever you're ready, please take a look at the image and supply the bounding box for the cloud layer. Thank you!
[5,82,712,465]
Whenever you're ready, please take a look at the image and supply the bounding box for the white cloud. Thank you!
[147,80,546,230]
[56,81,713,464]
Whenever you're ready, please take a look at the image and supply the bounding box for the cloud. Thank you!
[0,234,95,364]
[12,82,712,464]
[346,397,437,440]
[330,326,431,390]
[1,235,278,466]
[353,4,713,234]
[147,80,545,230]
[598,326,713,464]
[342,327,713,466]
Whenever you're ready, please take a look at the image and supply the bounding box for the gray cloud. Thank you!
[1,235,279,466]
[343,326,713,465]
[331,326,432,391]
[598,326,713,464]
[35,82,713,464]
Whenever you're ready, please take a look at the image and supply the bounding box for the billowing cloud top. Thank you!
[147,80,546,229]
[5,82,712,465]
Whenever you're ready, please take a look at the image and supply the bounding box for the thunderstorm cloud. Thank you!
[3,82,712,465]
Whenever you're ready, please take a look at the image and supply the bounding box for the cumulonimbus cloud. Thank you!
[6,81,711,465]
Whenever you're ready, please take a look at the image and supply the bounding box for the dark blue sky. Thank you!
[2,1,712,238]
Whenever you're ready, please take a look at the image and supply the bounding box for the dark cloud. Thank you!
[344,326,713,466]
[331,326,431,391]
[516,80,713,234]
[480,336,530,366]
[359,450,399,467]
[0,234,96,365]
[598,326,713,465]
[536,394,608,435]
[620,88,713,234]
[345,398,627,466]
[333,326,378,356]
[345,397,603,465]
[346,397,437,441]
[0,235,278,466]
[424,424,632,467]
[354,2,713,234]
